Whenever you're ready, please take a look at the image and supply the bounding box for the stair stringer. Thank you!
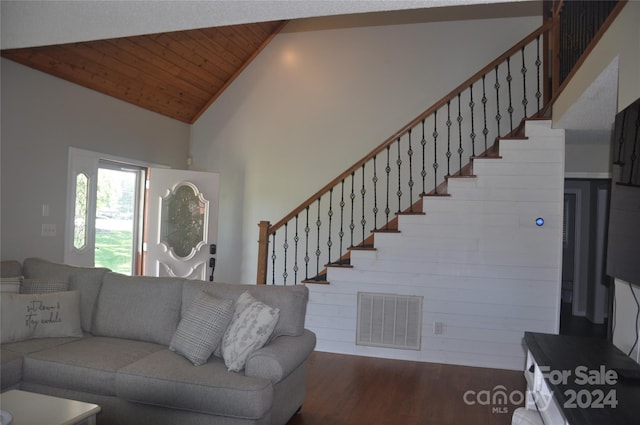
[304,120,565,371]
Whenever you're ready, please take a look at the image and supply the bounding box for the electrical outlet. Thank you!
[41,223,56,237]
[433,321,443,335]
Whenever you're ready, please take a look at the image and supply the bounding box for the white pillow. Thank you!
[1,290,83,343]
[213,290,257,358]
[221,295,280,372]
[169,291,234,366]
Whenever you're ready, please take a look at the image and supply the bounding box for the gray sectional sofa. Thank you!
[0,258,316,425]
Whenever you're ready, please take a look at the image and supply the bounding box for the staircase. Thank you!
[255,1,625,370]
[305,119,565,370]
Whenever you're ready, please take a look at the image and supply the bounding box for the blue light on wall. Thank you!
[536,217,544,227]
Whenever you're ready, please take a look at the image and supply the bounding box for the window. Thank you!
[73,173,89,250]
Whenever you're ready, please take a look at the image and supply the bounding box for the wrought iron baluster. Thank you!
[420,119,427,196]
[339,180,345,255]
[270,231,276,285]
[360,164,366,241]
[293,215,299,284]
[315,198,321,278]
[396,138,403,213]
[350,172,356,246]
[385,146,391,227]
[304,206,310,280]
[407,129,414,211]
[535,35,541,113]
[469,83,476,157]
[521,46,528,118]
[446,101,452,176]
[494,65,502,137]
[372,156,379,230]
[506,56,514,132]
[282,223,289,285]
[482,75,488,154]
[457,93,463,172]
[327,188,333,265]
[433,110,439,193]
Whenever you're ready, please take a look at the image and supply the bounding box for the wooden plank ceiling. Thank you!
[1,21,287,124]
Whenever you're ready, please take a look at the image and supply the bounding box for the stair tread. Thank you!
[349,245,376,251]
[446,174,477,179]
[471,155,503,160]
[302,279,330,285]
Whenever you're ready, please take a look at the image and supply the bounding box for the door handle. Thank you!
[209,257,216,281]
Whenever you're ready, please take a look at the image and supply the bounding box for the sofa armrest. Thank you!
[245,329,316,384]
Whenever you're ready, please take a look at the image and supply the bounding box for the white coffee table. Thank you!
[0,390,101,425]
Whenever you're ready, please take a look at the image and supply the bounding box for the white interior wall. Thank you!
[307,120,564,370]
[190,9,541,284]
[0,59,190,263]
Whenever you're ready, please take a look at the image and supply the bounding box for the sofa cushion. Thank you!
[169,291,234,366]
[0,260,22,278]
[22,337,164,396]
[1,290,83,343]
[0,349,23,389]
[22,257,109,333]
[116,349,273,419]
[2,335,84,355]
[93,273,183,346]
[183,281,309,340]
[221,292,280,372]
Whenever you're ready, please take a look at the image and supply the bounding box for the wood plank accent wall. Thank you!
[1,21,286,123]
[305,120,565,371]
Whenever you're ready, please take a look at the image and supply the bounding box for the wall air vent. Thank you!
[356,292,422,350]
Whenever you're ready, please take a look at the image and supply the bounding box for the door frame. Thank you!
[564,186,584,317]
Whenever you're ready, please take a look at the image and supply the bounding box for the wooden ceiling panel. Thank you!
[1,20,287,123]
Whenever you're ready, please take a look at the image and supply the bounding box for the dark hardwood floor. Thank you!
[287,351,526,425]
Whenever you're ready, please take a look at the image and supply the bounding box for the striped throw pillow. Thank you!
[0,276,22,293]
[20,278,68,294]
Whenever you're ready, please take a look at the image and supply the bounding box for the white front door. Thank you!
[144,168,220,280]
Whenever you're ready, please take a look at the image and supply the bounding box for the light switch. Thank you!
[42,204,50,217]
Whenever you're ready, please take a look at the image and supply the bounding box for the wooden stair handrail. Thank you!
[266,22,552,236]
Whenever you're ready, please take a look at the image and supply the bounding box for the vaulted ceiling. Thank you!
[1,21,286,123]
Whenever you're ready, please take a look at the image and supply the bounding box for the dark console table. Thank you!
[523,332,640,425]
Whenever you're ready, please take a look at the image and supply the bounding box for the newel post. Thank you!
[256,221,270,285]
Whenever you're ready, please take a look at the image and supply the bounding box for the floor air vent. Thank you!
[356,292,422,350]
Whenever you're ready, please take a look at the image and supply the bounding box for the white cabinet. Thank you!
[525,349,569,425]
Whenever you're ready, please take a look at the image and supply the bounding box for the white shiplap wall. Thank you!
[305,120,565,370]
